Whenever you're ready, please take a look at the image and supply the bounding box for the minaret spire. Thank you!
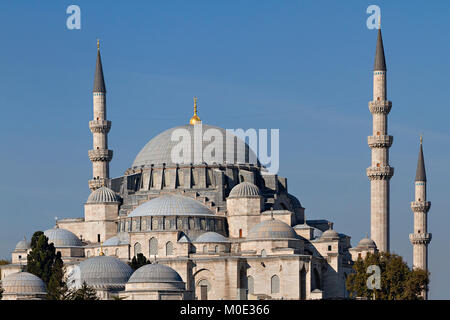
[410,137,431,299]
[367,25,394,252]
[88,40,113,190]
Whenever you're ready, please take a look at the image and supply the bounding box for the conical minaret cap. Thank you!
[374,28,387,71]
[93,40,106,93]
[415,139,427,182]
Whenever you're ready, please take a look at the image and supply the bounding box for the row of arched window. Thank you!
[133,238,173,257]
[119,216,224,233]
[246,275,280,295]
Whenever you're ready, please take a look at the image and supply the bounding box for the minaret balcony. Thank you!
[368,135,393,148]
[410,201,431,213]
[88,178,108,191]
[366,166,394,180]
[409,233,432,245]
[89,120,111,134]
[369,100,392,114]
[88,149,113,162]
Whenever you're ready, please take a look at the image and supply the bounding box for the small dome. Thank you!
[128,194,214,218]
[78,256,133,289]
[44,227,82,247]
[128,264,183,284]
[357,237,377,249]
[247,219,298,240]
[87,186,120,204]
[321,229,340,240]
[2,272,46,295]
[15,238,30,251]
[195,232,229,243]
[103,234,129,246]
[229,182,261,198]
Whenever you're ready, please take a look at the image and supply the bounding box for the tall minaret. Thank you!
[366,26,394,252]
[410,137,431,299]
[88,40,113,191]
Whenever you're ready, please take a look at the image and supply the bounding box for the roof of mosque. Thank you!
[128,263,183,284]
[2,272,47,295]
[194,232,229,243]
[15,238,30,251]
[128,194,214,218]
[132,124,259,168]
[247,219,298,241]
[78,256,133,289]
[44,227,82,247]
[228,181,261,198]
[87,186,120,204]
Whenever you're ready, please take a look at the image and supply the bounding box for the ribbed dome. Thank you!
[247,219,298,240]
[128,264,183,284]
[195,232,229,243]
[15,238,30,251]
[128,194,214,218]
[78,256,133,289]
[2,272,46,295]
[321,229,340,240]
[44,227,82,247]
[357,237,377,249]
[132,124,259,168]
[87,186,120,204]
[229,182,261,198]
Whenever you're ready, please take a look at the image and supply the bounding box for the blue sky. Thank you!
[0,1,449,298]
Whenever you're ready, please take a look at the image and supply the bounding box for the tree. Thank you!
[64,282,99,300]
[346,252,429,300]
[129,253,150,270]
[26,231,67,299]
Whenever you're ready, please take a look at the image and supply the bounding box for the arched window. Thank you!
[115,248,119,257]
[104,249,108,256]
[214,245,219,253]
[197,279,210,300]
[313,268,321,290]
[166,241,173,256]
[86,251,90,258]
[149,238,158,256]
[247,276,254,295]
[134,242,141,256]
[261,249,267,257]
[271,275,280,294]
[203,245,208,253]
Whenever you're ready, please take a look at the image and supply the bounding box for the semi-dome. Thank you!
[44,227,82,247]
[321,229,340,240]
[128,194,214,218]
[132,124,259,168]
[15,238,30,251]
[247,219,298,240]
[128,263,183,284]
[228,182,261,198]
[78,256,133,289]
[87,186,120,204]
[357,237,377,249]
[2,272,46,295]
[195,232,229,243]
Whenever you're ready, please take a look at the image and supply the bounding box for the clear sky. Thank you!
[0,1,449,298]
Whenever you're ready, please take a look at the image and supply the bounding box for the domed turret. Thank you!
[357,236,377,249]
[14,238,30,251]
[229,182,261,198]
[44,227,82,247]
[320,229,340,241]
[87,186,120,204]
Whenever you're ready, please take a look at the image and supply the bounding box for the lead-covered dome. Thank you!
[87,186,120,204]
[2,272,46,295]
[229,182,261,198]
[357,237,377,249]
[195,232,229,243]
[132,124,259,168]
[44,227,82,247]
[78,256,133,289]
[128,194,214,218]
[15,238,30,251]
[247,219,298,240]
[321,229,340,240]
[128,263,183,284]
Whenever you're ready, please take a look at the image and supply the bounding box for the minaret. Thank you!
[366,26,394,252]
[88,40,113,190]
[410,137,431,299]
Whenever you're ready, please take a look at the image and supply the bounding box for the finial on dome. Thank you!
[420,134,423,145]
[97,38,100,50]
[99,243,105,256]
[189,96,201,125]
[328,221,333,230]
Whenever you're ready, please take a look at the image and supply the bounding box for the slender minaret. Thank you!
[88,40,113,190]
[410,137,431,299]
[366,26,394,252]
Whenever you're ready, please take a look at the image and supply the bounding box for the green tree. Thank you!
[26,231,66,299]
[346,252,429,300]
[64,282,99,300]
[129,253,150,270]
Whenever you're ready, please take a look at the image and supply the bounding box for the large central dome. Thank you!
[132,124,258,168]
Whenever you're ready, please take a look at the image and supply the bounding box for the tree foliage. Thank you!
[64,282,99,300]
[346,251,429,300]
[26,231,67,299]
[129,253,150,270]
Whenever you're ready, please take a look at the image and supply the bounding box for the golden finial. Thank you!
[97,38,100,50]
[378,15,381,29]
[420,134,423,145]
[189,96,201,125]
[99,243,105,256]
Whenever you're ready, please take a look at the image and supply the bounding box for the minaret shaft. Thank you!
[367,28,393,253]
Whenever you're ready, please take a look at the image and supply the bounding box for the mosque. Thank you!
[0,28,431,300]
